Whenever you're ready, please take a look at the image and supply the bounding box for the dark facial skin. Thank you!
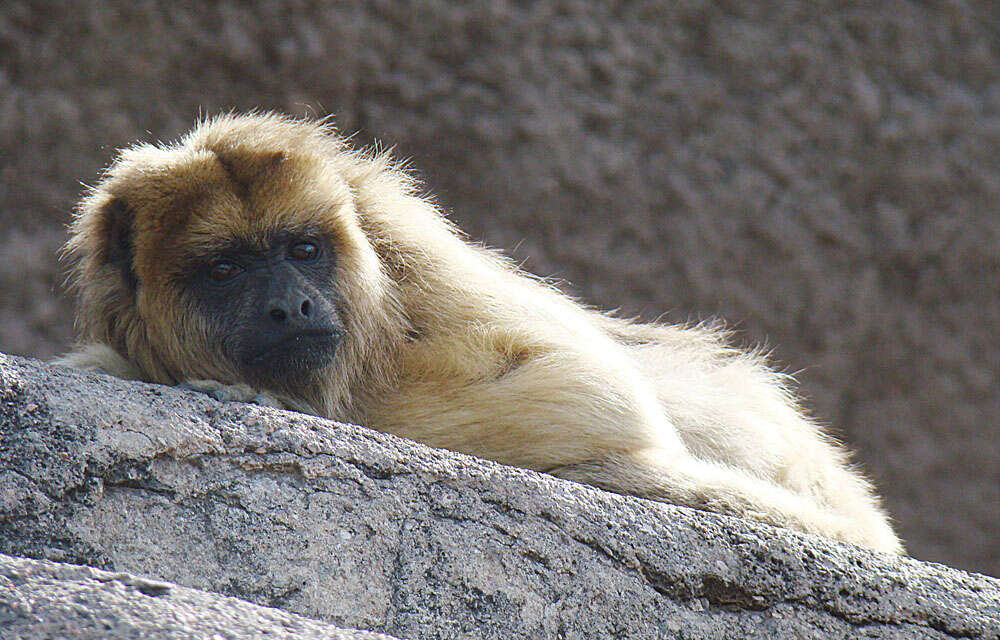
[185,231,343,388]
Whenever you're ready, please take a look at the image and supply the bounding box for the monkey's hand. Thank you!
[176,380,284,409]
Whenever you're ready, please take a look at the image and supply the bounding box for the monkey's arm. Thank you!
[56,345,283,409]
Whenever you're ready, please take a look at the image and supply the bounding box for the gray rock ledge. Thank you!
[0,553,400,639]
[1,353,997,639]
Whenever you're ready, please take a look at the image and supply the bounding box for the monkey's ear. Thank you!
[97,196,138,294]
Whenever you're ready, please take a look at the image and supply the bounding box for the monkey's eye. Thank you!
[209,262,242,282]
[289,241,318,261]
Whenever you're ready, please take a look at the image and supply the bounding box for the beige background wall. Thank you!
[1,1,997,575]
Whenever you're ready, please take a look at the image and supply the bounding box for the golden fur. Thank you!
[59,113,903,553]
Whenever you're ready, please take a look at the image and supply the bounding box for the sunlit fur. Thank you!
[59,113,902,553]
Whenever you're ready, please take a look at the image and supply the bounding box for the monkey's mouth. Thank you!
[243,329,341,374]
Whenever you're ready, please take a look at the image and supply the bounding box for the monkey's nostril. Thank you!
[270,308,287,322]
[301,299,311,316]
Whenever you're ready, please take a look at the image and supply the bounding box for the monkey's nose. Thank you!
[267,296,312,323]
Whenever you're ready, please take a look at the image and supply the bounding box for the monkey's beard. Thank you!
[237,330,340,391]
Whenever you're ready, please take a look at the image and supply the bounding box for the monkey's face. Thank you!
[122,152,360,390]
[182,230,344,387]
[69,120,396,398]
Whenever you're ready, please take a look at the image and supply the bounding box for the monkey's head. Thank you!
[65,114,405,411]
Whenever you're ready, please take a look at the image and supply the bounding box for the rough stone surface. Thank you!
[1,354,998,640]
[1,1,998,577]
[0,554,401,640]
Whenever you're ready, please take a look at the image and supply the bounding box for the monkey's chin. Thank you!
[241,330,340,384]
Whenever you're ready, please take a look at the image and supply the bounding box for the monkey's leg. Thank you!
[549,449,903,553]
[176,380,284,409]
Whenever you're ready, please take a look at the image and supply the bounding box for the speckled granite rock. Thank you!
[2,1,998,576]
[0,554,401,640]
[1,353,998,639]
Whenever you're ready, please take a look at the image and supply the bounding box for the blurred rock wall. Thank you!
[1,1,997,575]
